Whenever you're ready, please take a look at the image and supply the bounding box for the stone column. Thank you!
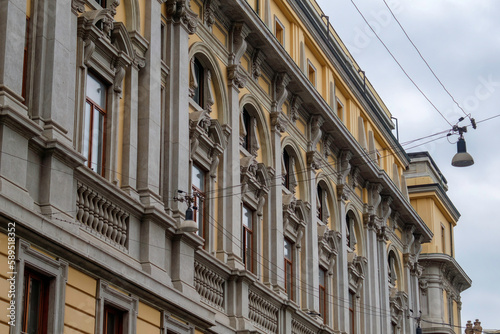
[363,183,383,332]
[377,226,391,333]
[0,0,27,105]
[218,22,249,269]
[137,0,165,209]
[335,150,352,333]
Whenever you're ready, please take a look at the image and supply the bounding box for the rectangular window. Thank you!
[319,267,326,322]
[349,291,356,334]
[441,224,446,254]
[23,269,50,334]
[307,60,316,86]
[84,73,107,175]
[275,17,284,45]
[242,205,254,273]
[284,238,293,299]
[192,164,206,239]
[160,22,166,62]
[336,99,344,123]
[104,304,124,334]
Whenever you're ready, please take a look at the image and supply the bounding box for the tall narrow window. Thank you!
[242,108,251,151]
[317,185,323,220]
[23,269,49,334]
[275,18,284,45]
[349,291,356,334]
[441,224,446,254]
[307,61,316,86]
[192,58,204,107]
[192,165,206,239]
[103,304,124,334]
[319,267,327,322]
[284,238,293,299]
[84,73,107,175]
[242,205,254,272]
[96,0,107,7]
[283,150,291,190]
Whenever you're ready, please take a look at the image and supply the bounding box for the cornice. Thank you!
[419,253,472,293]
[408,183,461,223]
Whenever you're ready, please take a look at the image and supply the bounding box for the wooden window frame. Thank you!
[242,204,254,273]
[319,267,327,323]
[192,164,207,240]
[284,238,294,300]
[104,304,124,334]
[307,60,316,86]
[274,16,285,46]
[349,291,356,334]
[84,73,107,176]
[22,268,50,334]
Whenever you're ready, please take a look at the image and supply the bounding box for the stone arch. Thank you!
[387,246,403,290]
[188,42,229,124]
[316,173,338,230]
[345,205,364,256]
[281,137,309,202]
[239,94,272,166]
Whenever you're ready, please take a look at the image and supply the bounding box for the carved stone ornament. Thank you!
[229,22,250,66]
[251,49,266,80]
[72,0,85,13]
[337,184,350,202]
[306,151,321,170]
[203,0,219,28]
[338,150,352,185]
[273,72,291,113]
[289,95,302,123]
[367,182,383,216]
[323,133,334,158]
[227,65,247,89]
[380,196,393,223]
[309,115,324,151]
[166,0,198,35]
[270,111,288,133]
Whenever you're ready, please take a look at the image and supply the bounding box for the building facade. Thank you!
[0,0,469,333]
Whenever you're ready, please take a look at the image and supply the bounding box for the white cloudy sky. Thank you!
[316,0,500,330]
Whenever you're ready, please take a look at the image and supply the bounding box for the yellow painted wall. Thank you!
[64,267,97,334]
[137,302,162,334]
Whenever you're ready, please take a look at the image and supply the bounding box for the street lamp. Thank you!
[451,125,474,167]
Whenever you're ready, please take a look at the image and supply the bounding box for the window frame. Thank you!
[318,267,327,323]
[95,280,138,334]
[274,16,285,46]
[192,164,207,240]
[104,303,124,334]
[307,59,316,86]
[284,238,294,300]
[22,268,50,334]
[14,240,68,332]
[242,204,255,273]
[84,72,108,176]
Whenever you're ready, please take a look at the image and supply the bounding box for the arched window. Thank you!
[282,148,297,193]
[346,211,358,251]
[242,108,251,151]
[388,251,399,287]
[192,58,204,107]
[316,183,331,224]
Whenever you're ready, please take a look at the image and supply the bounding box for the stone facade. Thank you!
[0,0,469,333]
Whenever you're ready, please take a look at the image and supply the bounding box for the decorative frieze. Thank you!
[291,318,316,334]
[165,0,198,34]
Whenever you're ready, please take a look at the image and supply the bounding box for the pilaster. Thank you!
[138,0,163,209]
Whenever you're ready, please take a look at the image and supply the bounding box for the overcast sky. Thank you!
[316,0,500,330]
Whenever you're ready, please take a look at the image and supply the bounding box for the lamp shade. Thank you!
[179,207,198,233]
[451,137,474,167]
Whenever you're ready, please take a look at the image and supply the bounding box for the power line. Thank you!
[380,0,471,120]
[349,0,453,127]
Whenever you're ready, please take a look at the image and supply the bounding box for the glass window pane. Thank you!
[242,206,252,229]
[87,73,106,107]
[192,165,204,190]
[83,102,92,164]
[284,239,292,260]
[26,278,41,334]
[91,110,104,173]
